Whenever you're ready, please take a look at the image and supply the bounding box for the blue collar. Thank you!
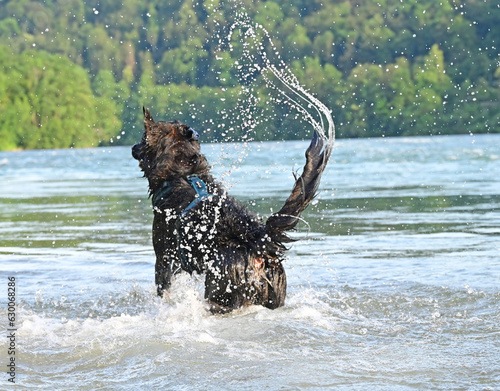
[152,175,213,215]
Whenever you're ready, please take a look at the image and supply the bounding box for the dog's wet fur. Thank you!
[132,108,331,313]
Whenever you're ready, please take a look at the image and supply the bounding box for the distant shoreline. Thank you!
[1,132,497,153]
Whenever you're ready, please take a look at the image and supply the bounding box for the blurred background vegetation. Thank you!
[0,0,499,150]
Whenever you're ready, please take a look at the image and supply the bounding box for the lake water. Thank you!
[1,134,499,390]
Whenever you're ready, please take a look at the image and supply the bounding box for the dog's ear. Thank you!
[143,107,155,131]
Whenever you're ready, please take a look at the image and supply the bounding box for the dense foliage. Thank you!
[0,0,499,150]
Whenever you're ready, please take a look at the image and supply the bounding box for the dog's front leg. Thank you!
[152,213,182,297]
[154,251,181,296]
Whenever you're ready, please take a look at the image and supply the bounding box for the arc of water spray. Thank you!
[223,11,335,168]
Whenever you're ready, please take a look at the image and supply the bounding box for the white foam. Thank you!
[16,274,221,354]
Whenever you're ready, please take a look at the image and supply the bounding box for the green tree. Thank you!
[157,37,208,86]
[0,48,118,150]
[1,0,499,148]
[410,44,452,133]
[255,1,284,31]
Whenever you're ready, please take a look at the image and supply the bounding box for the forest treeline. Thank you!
[0,0,499,150]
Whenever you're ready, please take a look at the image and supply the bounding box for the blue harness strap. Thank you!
[180,175,212,216]
[152,175,212,211]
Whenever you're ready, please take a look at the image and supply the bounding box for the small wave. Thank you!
[8,276,499,390]
[17,275,219,353]
[17,277,498,348]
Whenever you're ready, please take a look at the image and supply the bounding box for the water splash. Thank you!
[209,5,335,160]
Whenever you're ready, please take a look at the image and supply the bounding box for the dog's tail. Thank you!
[265,131,332,246]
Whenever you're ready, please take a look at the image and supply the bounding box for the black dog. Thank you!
[132,108,331,312]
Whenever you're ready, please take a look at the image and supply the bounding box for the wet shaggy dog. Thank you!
[132,108,331,312]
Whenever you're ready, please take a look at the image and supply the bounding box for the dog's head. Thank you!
[132,107,209,189]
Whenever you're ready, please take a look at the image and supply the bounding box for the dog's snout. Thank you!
[183,127,199,141]
[190,129,199,141]
[132,143,143,160]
